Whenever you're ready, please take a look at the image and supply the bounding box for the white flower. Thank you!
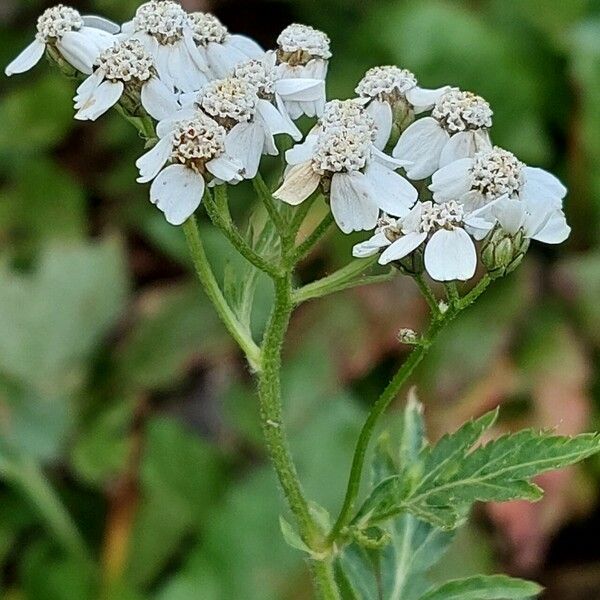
[478,195,571,245]
[5,4,117,77]
[353,200,490,281]
[430,146,570,243]
[274,24,330,119]
[232,57,304,141]
[274,100,418,234]
[187,12,264,79]
[196,76,289,178]
[135,112,243,225]
[355,66,449,149]
[121,0,208,93]
[393,89,493,180]
[73,39,178,121]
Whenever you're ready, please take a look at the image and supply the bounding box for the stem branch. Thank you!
[183,216,262,371]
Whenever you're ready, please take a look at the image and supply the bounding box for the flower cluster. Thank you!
[6,2,570,282]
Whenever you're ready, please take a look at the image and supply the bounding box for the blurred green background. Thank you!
[1,0,600,598]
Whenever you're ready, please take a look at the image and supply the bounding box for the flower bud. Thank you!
[388,99,415,148]
[482,225,530,278]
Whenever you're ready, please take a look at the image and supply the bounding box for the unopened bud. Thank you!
[398,328,418,344]
[482,225,529,279]
[388,99,415,148]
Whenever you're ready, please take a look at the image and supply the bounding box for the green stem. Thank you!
[327,313,452,542]
[294,212,334,260]
[3,456,92,564]
[182,216,262,371]
[258,274,315,538]
[253,174,288,237]
[292,256,380,304]
[203,191,282,277]
[413,274,440,315]
[310,559,343,600]
[289,193,317,237]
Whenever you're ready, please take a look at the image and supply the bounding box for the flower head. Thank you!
[233,59,276,99]
[132,0,187,45]
[36,4,84,41]
[136,111,243,225]
[356,66,418,102]
[393,88,493,179]
[353,200,488,281]
[169,113,227,173]
[6,4,116,77]
[199,76,258,127]
[277,24,331,64]
[275,100,417,233]
[95,39,153,83]
[432,89,493,133]
[188,12,229,45]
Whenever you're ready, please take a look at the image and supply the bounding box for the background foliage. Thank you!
[1,0,600,598]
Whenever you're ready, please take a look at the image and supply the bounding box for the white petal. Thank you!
[392,117,449,180]
[136,136,173,183]
[257,99,295,136]
[424,228,477,281]
[141,77,180,121]
[366,100,393,150]
[429,158,474,202]
[74,80,123,121]
[74,69,104,109]
[225,122,265,179]
[156,107,197,138]
[150,164,204,226]
[169,41,208,93]
[405,85,450,113]
[379,232,427,264]
[439,129,492,168]
[371,146,405,170]
[273,162,320,206]
[531,209,571,244]
[274,78,326,102]
[401,202,424,234]
[82,16,121,34]
[330,172,379,234]
[5,39,45,76]
[520,166,567,210]
[274,94,302,140]
[489,196,525,235]
[352,232,391,258]
[206,154,244,183]
[285,131,319,165]
[57,31,100,74]
[228,35,264,59]
[153,44,174,88]
[206,41,246,78]
[363,161,417,216]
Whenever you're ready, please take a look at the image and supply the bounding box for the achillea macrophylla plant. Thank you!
[6,2,598,598]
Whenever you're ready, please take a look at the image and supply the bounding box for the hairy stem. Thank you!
[258,274,316,539]
[310,559,343,600]
[327,275,492,542]
[183,216,262,371]
[203,190,282,277]
[292,256,380,304]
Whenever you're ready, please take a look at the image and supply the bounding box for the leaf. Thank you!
[337,545,379,600]
[279,516,314,555]
[356,409,600,529]
[418,575,542,600]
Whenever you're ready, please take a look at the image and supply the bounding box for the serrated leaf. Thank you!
[357,409,600,529]
[418,575,542,600]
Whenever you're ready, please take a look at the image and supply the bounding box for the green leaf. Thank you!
[279,515,313,555]
[418,575,542,600]
[356,409,600,529]
[337,545,379,600]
